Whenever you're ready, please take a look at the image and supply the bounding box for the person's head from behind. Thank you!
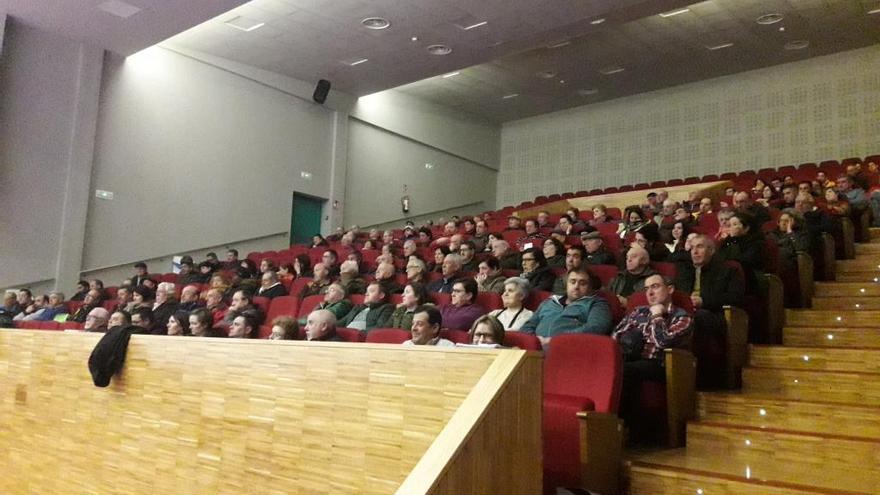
[229,309,260,338]
[470,315,505,346]
[189,308,212,337]
[167,311,191,336]
[84,307,110,331]
[324,283,346,304]
[131,307,153,330]
[270,316,299,340]
[502,277,529,310]
[566,267,600,302]
[305,309,336,341]
[451,279,477,307]
[625,245,650,274]
[109,310,130,329]
[644,274,674,307]
[410,305,442,345]
[690,235,716,267]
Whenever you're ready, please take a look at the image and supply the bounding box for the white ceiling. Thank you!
[4,0,880,123]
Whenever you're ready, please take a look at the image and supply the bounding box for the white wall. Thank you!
[84,46,335,271]
[499,45,880,206]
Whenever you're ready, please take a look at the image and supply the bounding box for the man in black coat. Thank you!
[257,271,289,299]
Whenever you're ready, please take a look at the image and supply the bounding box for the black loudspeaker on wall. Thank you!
[313,79,331,104]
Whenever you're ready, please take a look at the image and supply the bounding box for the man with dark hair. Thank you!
[404,305,454,346]
[440,279,485,330]
[177,261,203,285]
[516,219,546,251]
[552,246,587,295]
[229,309,261,338]
[338,281,394,332]
[322,249,341,277]
[67,289,103,323]
[504,215,522,231]
[130,262,150,287]
[779,185,797,209]
[733,191,770,228]
[520,267,612,347]
[642,192,661,215]
[459,241,480,272]
[258,271,289,299]
[221,289,261,328]
[108,309,131,329]
[205,252,222,270]
[131,306,155,332]
[225,249,240,269]
[476,257,506,293]
[580,231,615,266]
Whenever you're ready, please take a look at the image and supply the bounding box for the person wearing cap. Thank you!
[130,262,150,287]
[581,231,616,265]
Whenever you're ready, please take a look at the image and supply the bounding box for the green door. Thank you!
[291,193,324,245]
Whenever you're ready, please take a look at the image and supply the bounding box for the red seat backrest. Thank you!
[525,290,553,310]
[337,328,364,342]
[290,277,312,297]
[364,328,410,344]
[430,293,451,306]
[59,321,83,331]
[104,286,118,299]
[503,331,542,351]
[389,294,404,305]
[595,223,618,235]
[596,290,624,324]
[252,296,271,315]
[257,324,273,339]
[297,295,325,318]
[441,329,470,344]
[587,265,619,289]
[35,321,61,331]
[651,262,678,280]
[265,296,299,323]
[475,292,502,311]
[543,334,623,414]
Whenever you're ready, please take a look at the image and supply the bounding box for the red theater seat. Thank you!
[475,292,502,311]
[297,295,325,319]
[252,296,271,315]
[364,328,410,344]
[336,328,364,342]
[503,331,541,351]
[265,296,299,323]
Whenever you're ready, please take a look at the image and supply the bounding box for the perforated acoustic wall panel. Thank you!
[498,45,880,206]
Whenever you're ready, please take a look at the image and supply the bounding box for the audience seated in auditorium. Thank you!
[613,273,693,439]
[429,246,450,273]
[619,206,649,239]
[108,309,130,329]
[609,246,657,306]
[440,279,485,330]
[315,283,353,321]
[476,257,506,294]
[542,238,566,269]
[14,292,46,321]
[67,288,103,323]
[299,263,332,298]
[519,247,556,292]
[403,305,454,347]
[580,232,615,266]
[488,277,534,330]
[166,311,191,336]
[70,280,89,302]
[674,234,745,328]
[130,262,150,287]
[491,240,521,271]
[83,307,110,333]
[733,191,771,227]
[589,204,614,227]
[21,291,67,321]
[520,268,612,348]
[468,315,506,346]
[516,219,546,251]
[150,282,179,334]
[189,308,224,338]
[387,283,430,330]
[717,212,765,291]
[258,271,289,299]
[229,309,261,339]
[304,309,342,342]
[221,289,260,328]
[427,253,464,294]
[269,316,299,340]
[338,281,394,332]
[769,209,810,271]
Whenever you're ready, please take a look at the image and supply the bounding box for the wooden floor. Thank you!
[625,228,880,495]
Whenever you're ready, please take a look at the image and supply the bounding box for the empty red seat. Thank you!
[364,328,410,344]
[289,277,312,297]
[650,262,678,281]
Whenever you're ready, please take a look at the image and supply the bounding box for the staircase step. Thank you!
[836,259,880,273]
[871,227,880,240]
[628,447,875,495]
[698,392,880,440]
[785,309,880,328]
[683,422,880,493]
[813,282,880,297]
[742,367,880,406]
[811,297,880,310]
[783,327,880,348]
[749,345,880,373]
[835,273,880,283]
[856,243,880,255]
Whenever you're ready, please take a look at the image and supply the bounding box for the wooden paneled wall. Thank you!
[0,330,541,494]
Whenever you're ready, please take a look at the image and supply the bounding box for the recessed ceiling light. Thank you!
[784,40,810,50]
[779,26,786,32]
[577,88,599,96]
[441,71,460,78]
[411,36,419,42]
[707,42,734,50]
[97,0,141,18]
[547,40,571,49]
[559,80,566,84]
[225,16,266,32]
[757,13,784,25]
[536,70,558,79]
[659,8,690,18]
[361,17,390,30]
[599,66,625,75]
[427,44,453,55]
[502,93,519,99]
[349,58,369,66]
[459,21,488,31]
[590,18,606,25]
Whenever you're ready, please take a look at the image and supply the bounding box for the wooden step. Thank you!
[836,259,880,273]
[835,272,880,283]
[785,309,880,328]
[811,296,880,310]
[749,345,880,373]
[683,422,880,493]
[813,282,880,297]
[698,392,880,440]
[627,447,876,495]
[856,243,880,255]
[783,327,880,348]
[742,367,880,406]
[871,227,880,240]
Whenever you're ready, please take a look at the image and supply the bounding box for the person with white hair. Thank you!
[83,307,110,333]
[150,282,179,334]
[338,259,367,295]
[488,277,534,330]
[426,253,463,294]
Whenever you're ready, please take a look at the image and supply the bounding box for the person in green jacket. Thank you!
[310,283,352,324]
[520,266,612,348]
[338,281,395,332]
[386,282,431,330]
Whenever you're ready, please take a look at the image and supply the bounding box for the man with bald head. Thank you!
[299,262,332,298]
[609,245,657,306]
[178,285,202,312]
[84,307,110,333]
[374,261,403,294]
[491,240,521,270]
[304,309,343,342]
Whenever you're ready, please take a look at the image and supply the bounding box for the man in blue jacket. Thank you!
[520,266,612,347]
